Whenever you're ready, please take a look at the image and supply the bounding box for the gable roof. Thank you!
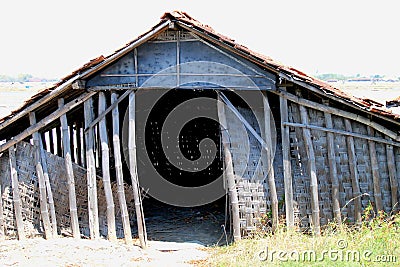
[1,11,399,127]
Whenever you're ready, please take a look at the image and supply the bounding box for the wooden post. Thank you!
[344,119,362,225]
[9,146,25,240]
[298,104,320,235]
[70,125,75,163]
[59,99,81,239]
[279,87,295,229]
[386,142,399,210]
[262,92,278,231]
[98,92,117,242]
[29,112,52,239]
[84,97,100,239]
[39,135,57,237]
[0,184,5,240]
[111,92,133,245]
[217,94,241,241]
[76,122,82,166]
[324,112,342,224]
[128,92,147,248]
[367,127,383,211]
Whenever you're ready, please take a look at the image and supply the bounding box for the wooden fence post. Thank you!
[98,92,117,242]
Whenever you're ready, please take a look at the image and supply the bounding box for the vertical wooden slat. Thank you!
[324,112,342,223]
[262,92,278,231]
[279,87,294,229]
[217,94,241,241]
[84,97,100,239]
[76,122,82,166]
[298,104,320,235]
[98,92,117,242]
[0,184,5,240]
[111,92,133,245]
[9,146,25,240]
[367,127,383,211]
[386,142,399,210]
[39,135,57,237]
[70,124,75,163]
[128,92,147,248]
[29,112,52,239]
[59,99,80,239]
[344,119,362,225]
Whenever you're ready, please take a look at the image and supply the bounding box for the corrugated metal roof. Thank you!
[2,11,399,124]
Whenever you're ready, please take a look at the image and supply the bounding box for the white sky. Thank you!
[1,0,399,79]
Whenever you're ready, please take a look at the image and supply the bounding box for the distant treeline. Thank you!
[0,74,57,82]
[316,73,400,82]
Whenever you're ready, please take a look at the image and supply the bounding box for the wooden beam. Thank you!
[29,112,52,239]
[344,119,362,225]
[324,112,342,223]
[84,97,100,239]
[0,92,96,154]
[59,99,80,239]
[279,87,295,229]
[0,184,5,240]
[386,142,399,210]
[8,146,25,240]
[262,92,278,231]
[98,92,117,242]
[128,92,147,248]
[277,90,400,142]
[84,90,131,133]
[111,92,133,245]
[72,80,86,90]
[298,104,320,235]
[217,94,241,241]
[283,122,400,147]
[37,129,58,237]
[367,127,383,211]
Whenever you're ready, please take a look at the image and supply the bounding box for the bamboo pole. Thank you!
[59,99,81,239]
[217,94,241,241]
[298,104,320,235]
[324,112,342,224]
[39,133,57,237]
[0,184,5,240]
[29,112,52,239]
[8,146,25,240]
[262,92,278,231]
[0,92,96,154]
[98,92,117,242]
[386,142,399,210]
[128,92,147,248]
[111,92,133,245]
[84,97,100,239]
[279,87,295,229]
[367,127,383,211]
[344,119,362,225]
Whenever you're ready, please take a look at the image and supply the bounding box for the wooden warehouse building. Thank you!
[0,11,399,246]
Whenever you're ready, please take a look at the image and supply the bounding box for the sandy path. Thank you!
[0,237,209,267]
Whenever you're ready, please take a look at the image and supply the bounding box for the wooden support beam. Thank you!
[76,122,82,166]
[217,94,241,241]
[277,89,400,142]
[298,104,320,235]
[8,146,25,240]
[98,92,117,242]
[29,112,52,239]
[84,97,100,239]
[59,99,80,239]
[324,112,342,224]
[279,87,295,229]
[111,92,133,245]
[0,184,5,240]
[262,92,278,231]
[386,142,399,210]
[344,119,362,225]
[367,127,383,211]
[0,92,96,154]
[38,132,57,237]
[128,92,147,248]
[70,124,75,163]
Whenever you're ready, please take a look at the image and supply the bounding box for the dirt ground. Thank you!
[0,237,210,267]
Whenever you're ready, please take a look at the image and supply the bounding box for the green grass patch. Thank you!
[208,206,400,266]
